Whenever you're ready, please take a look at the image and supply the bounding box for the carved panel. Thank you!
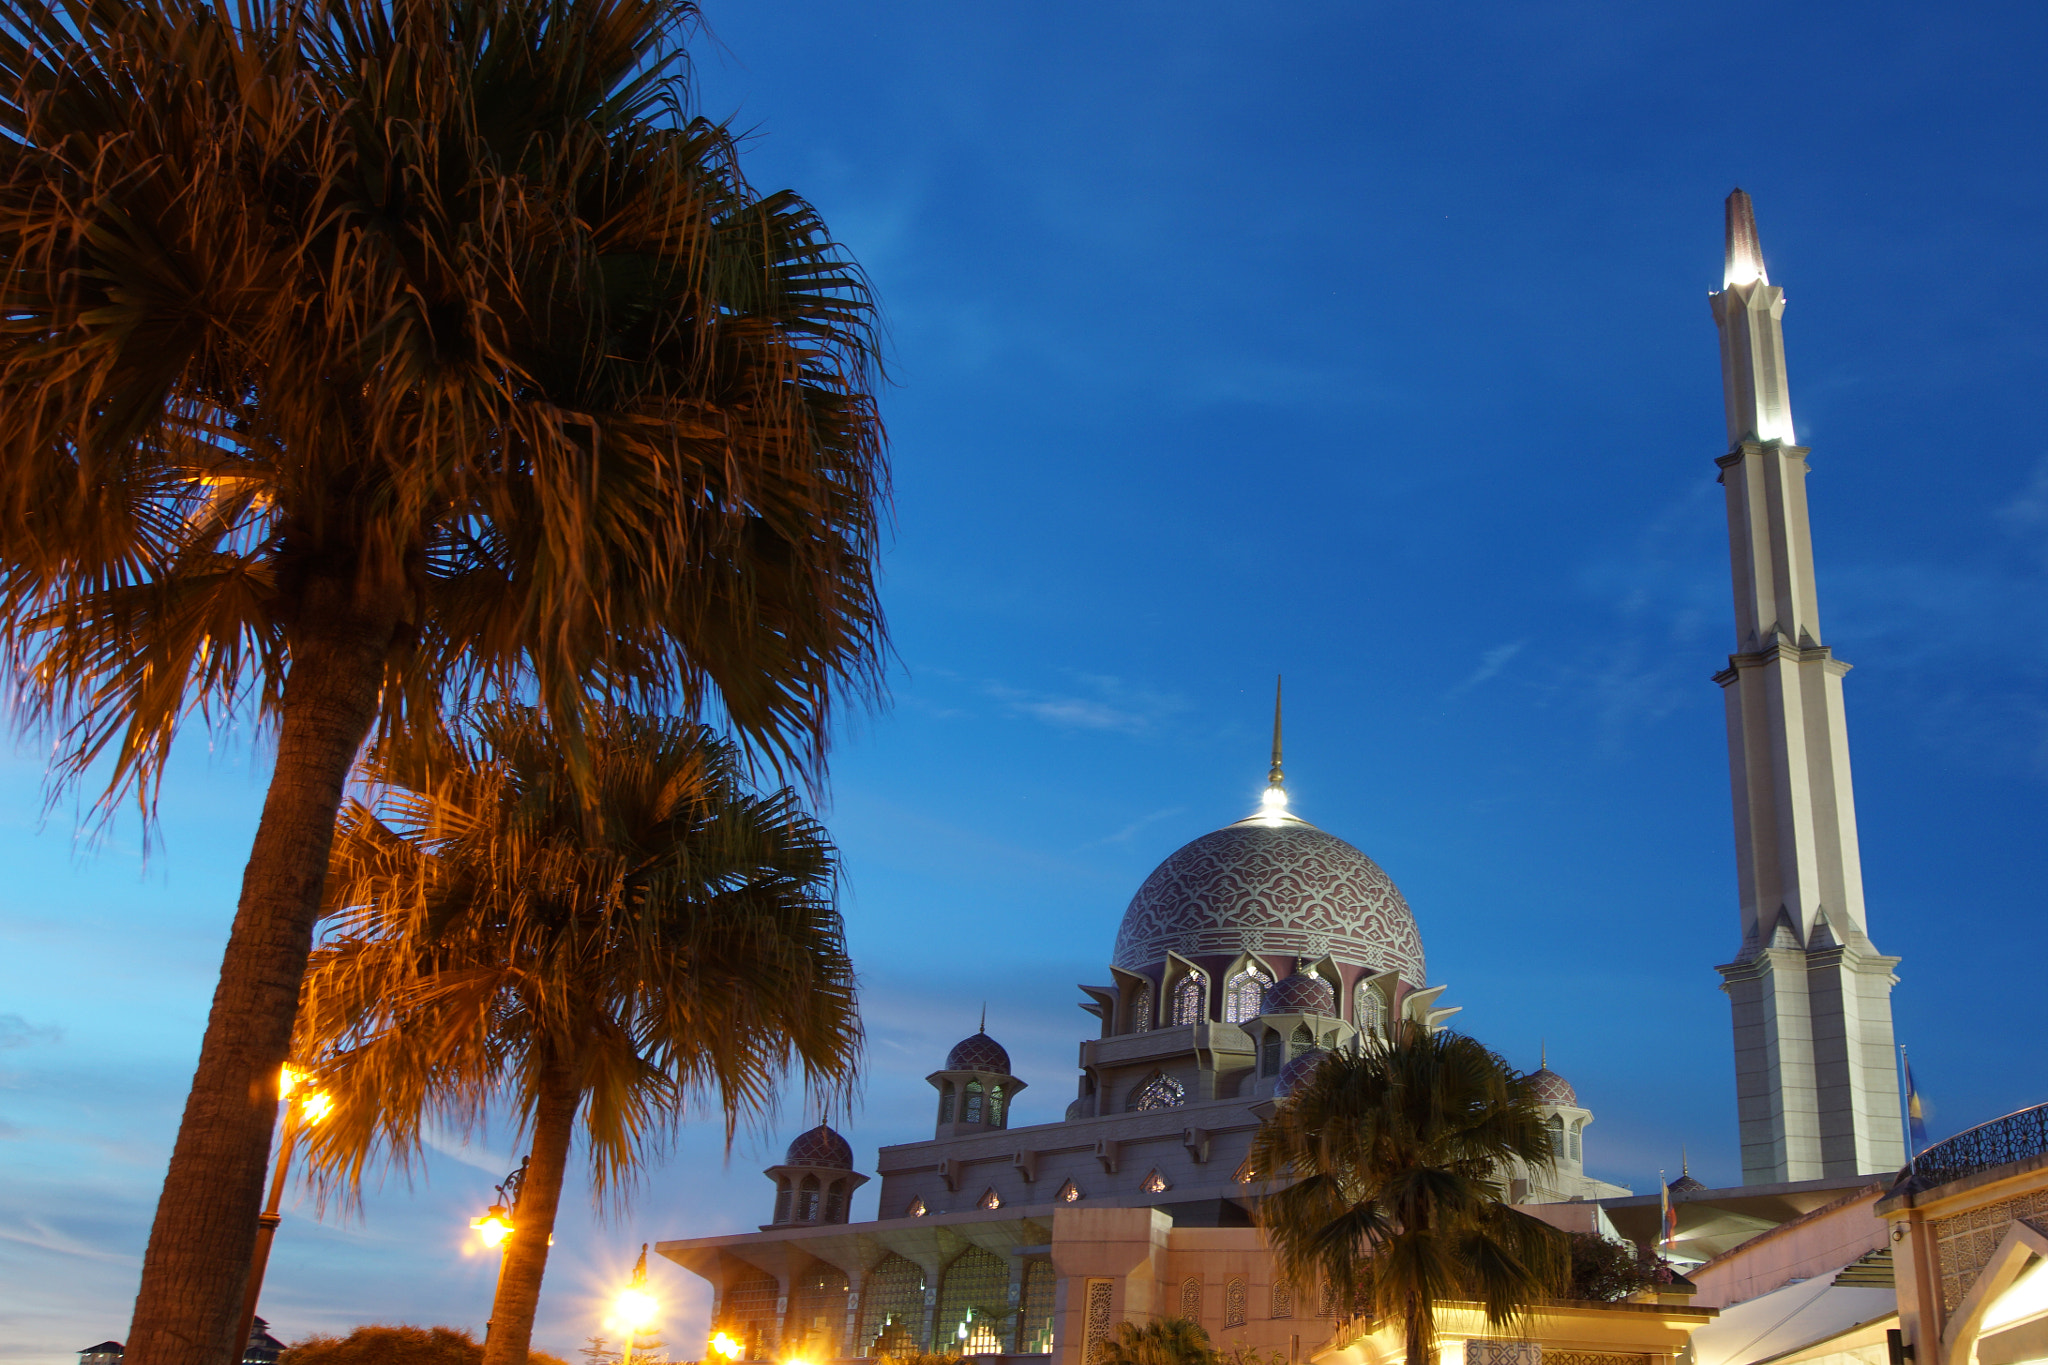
[1084,1279,1116,1365]
[1180,1277,1202,1321]
[1270,1280,1293,1319]
[1935,1191,2048,1312]
[1224,1279,1247,1328]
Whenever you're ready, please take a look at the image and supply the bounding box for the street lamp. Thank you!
[710,1331,742,1362]
[610,1244,659,1365]
[475,1158,529,1342]
[236,1065,331,1359]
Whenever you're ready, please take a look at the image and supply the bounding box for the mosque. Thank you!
[656,192,1932,1365]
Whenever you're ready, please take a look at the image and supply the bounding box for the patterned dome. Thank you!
[1261,973,1337,1016]
[1528,1067,1577,1106]
[1113,817,1425,981]
[784,1124,854,1169]
[1669,1173,1707,1194]
[945,1031,1012,1074]
[1274,1047,1331,1098]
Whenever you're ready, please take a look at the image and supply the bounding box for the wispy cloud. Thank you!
[1080,806,1184,849]
[1447,641,1527,698]
[0,1015,61,1050]
[980,672,1190,735]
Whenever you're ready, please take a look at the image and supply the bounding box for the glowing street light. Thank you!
[471,1205,515,1249]
[711,1332,742,1361]
[609,1244,662,1365]
[476,1158,529,1343]
[237,1064,332,1357]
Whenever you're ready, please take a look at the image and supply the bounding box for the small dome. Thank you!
[1527,1067,1577,1106]
[784,1124,854,1169]
[1669,1173,1707,1194]
[1275,1047,1330,1098]
[1261,973,1337,1016]
[946,1031,1012,1074]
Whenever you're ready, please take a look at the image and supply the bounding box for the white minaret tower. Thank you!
[1709,189,1905,1185]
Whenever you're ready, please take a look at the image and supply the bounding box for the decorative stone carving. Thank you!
[1224,1278,1247,1328]
[1181,1277,1202,1320]
[1084,1279,1115,1364]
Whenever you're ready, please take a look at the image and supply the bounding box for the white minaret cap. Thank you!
[1710,189,1796,447]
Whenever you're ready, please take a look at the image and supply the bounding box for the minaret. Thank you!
[1709,190,1904,1185]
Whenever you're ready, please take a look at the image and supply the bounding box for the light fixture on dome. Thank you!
[1260,674,1291,825]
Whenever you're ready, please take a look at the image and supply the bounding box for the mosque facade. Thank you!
[657,191,1911,1365]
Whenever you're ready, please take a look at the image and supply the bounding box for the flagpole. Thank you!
[1898,1043,1913,1170]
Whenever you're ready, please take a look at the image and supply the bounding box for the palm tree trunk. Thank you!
[1404,1299,1435,1365]
[125,608,392,1365]
[484,1057,582,1365]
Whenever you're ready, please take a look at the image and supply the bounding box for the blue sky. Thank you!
[4,1,2047,1360]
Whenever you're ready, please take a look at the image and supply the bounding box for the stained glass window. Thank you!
[1224,967,1273,1024]
[860,1255,928,1357]
[1354,980,1387,1039]
[1172,971,1207,1025]
[937,1248,1010,1356]
[1131,981,1153,1034]
[964,1080,985,1124]
[1127,1072,1186,1112]
[792,1266,849,1360]
[989,1084,1006,1128]
[1019,1260,1057,1354]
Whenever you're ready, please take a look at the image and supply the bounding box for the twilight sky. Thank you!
[4,2,2047,1361]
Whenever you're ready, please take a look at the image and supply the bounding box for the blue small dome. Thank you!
[1275,1047,1330,1098]
[1261,973,1337,1016]
[946,1031,1012,1074]
[784,1124,854,1169]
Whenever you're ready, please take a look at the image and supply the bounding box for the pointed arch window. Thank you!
[1171,970,1207,1025]
[825,1178,847,1224]
[1131,980,1154,1034]
[1290,1023,1314,1050]
[1127,1072,1187,1112]
[773,1176,792,1224]
[1261,1031,1282,1076]
[1546,1113,1566,1155]
[988,1083,1006,1128]
[938,1081,956,1124]
[796,1174,821,1222]
[1569,1119,1583,1162]
[1224,967,1273,1024]
[1354,979,1388,1039]
[964,1080,985,1124]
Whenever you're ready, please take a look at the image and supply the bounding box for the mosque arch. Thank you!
[859,1254,928,1356]
[988,1083,1007,1127]
[791,1265,850,1360]
[1171,969,1208,1025]
[1353,978,1389,1038]
[825,1177,848,1224]
[1290,1023,1314,1051]
[1127,1071,1187,1112]
[1568,1119,1583,1162]
[964,1080,984,1124]
[938,1081,955,1124]
[1130,979,1154,1034]
[1222,958,1275,1024]
[937,1247,1009,1355]
[796,1173,821,1221]
[772,1176,792,1224]
[724,1270,781,1359]
[1546,1113,1566,1155]
[1019,1260,1058,1353]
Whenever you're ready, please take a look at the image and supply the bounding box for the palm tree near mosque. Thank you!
[1247,1022,1567,1365]
[0,0,885,1356]
[294,705,862,1365]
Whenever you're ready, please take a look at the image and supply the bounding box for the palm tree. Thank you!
[1245,1023,1567,1365]
[0,0,885,1357]
[1094,1319,1217,1365]
[293,704,860,1365]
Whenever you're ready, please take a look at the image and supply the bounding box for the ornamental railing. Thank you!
[1912,1100,2048,1189]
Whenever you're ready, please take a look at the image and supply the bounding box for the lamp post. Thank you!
[236,1066,332,1359]
[473,1158,528,1342]
[610,1244,659,1365]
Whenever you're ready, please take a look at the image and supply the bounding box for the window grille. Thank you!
[860,1255,928,1357]
[1172,972,1207,1025]
[1290,1023,1314,1050]
[725,1272,780,1359]
[1224,968,1273,1024]
[1131,981,1153,1034]
[1546,1114,1565,1155]
[1261,1032,1281,1075]
[965,1080,985,1124]
[1569,1120,1582,1162]
[1019,1260,1057,1354]
[1354,981,1387,1038]
[1127,1072,1186,1112]
[824,1178,847,1224]
[772,1178,792,1224]
[796,1175,820,1221]
[989,1084,1007,1128]
[936,1248,1010,1356]
[1224,1279,1247,1328]
[1270,1281,1293,1319]
[792,1266,849,1360]
[939,1082,955,1124]
[1181,1277,1203,1321]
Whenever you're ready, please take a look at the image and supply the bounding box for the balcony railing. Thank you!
[1912,1101,2048,1189]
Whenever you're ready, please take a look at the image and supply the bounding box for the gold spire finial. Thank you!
[1724,188,1768,288]
[979,1002,987,1034]
[1682,1146,1690,1177]
[1541,1039,1547,1070]
[1268,675,1284,789]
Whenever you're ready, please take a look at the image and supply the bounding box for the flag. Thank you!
[1660,1173,1677,1252]
[1904,1052,1928,1151]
